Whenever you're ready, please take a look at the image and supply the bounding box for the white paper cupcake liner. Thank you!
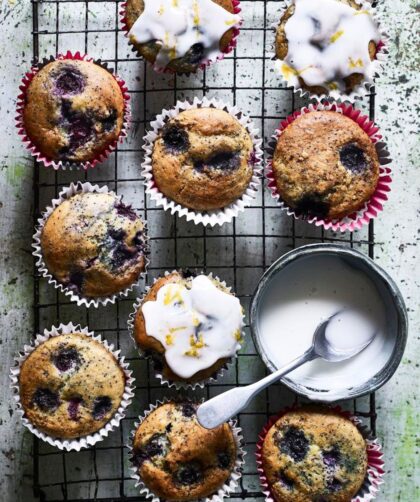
[256,405,385,502]
[32,181,150,308]
[16,51,131,170]
[266,101,392,232]
[127,270,246,390]
[270,0,389,102]
[142,96,263,227]
[128,398,245,502]
[9,322,135,452]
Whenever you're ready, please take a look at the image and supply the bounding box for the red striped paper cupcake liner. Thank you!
[266,101,392,233]
[256,405,385,502]
[15,51,131,170]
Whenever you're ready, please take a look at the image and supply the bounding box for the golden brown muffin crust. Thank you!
[275,0,377,95]
[133,271,231,383]
[151,108,254,211]
[23,59,124,162]
[125,0,236,73]
[132,402,237,501]
[19,333,126,439]
[272,111,380,220]
[262,408,368,502]
[40,192,147,298]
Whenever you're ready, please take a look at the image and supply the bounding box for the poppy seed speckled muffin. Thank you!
[132,270,243,384]
[261,408,368,502]
[39,190,148,299]
[19,333,126,439]
[131,402,238,501]
[124,0,240,74]
[151,107,254,211]
[275,0,380,96]
[22,58,125,163]
[272,110,380,220]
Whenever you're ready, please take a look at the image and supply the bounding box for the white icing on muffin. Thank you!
[142,275,243,378]
[128,0,241,70]
[277,0,381,91]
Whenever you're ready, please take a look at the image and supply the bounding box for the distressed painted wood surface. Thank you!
[0,0,418,500]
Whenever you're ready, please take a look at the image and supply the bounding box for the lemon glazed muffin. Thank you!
[132,271,243,384]
[131,401,238,500]
[39,190,148,300]
[22,58,125,163]
[275,0,381,96]
[261,408,368,502]
[19,333,126,439]
[151,107,254,211]
[272,110,380,220]
[124,0,240,73]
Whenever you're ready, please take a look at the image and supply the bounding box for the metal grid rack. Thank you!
[31,0,378,500]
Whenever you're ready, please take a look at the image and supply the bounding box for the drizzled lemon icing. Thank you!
[142,275,243,378]
[128,0,241,70]
[278,0,381,91]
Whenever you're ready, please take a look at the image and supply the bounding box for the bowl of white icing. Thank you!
[250,244,408,402]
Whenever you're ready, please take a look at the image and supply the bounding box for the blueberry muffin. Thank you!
[132,271,243,384]
[19,333,126,439]
[151,108,254,211]
[275,0,381,96]
[39,191,148,299]
[272,111,380,220]
[22,59,125,163]
[125,0,240,73]
[261,408,368,502]
[131,402,238,500]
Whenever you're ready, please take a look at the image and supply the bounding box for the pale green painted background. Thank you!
[0,0,418,500]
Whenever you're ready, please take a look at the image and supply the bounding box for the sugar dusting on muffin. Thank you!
[128,0,240,71]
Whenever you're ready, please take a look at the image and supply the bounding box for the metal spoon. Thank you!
[197,312,376,429]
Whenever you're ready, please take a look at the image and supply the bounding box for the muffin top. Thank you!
[131,401,237,501]
[272,110,380,220]
[40,191,148,299]
[133,271,243,382]
[275,0,380,95]
[125,0,240,73]
[23,59,125,162]
[19,333,126,439]
[151,107,254,211]
[262,408,368,502]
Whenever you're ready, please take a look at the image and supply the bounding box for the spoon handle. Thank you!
[197,348,316,429]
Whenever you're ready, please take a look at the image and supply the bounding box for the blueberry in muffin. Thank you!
[19,333,126,439]
[261,407,368,502]
[151,107,255,211]
[124,0,241,73]
[271,110,380,220]
[275,0,381,96]
[131,401,238,500]
[132,270,243,384]
[39,190,148,299]
[22,58,125,163]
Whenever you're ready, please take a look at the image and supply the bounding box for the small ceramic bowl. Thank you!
[250,243,408,402]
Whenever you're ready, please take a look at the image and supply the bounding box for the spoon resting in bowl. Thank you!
[197,310,376,429]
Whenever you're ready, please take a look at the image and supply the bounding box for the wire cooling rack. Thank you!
[31,0,378,500]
